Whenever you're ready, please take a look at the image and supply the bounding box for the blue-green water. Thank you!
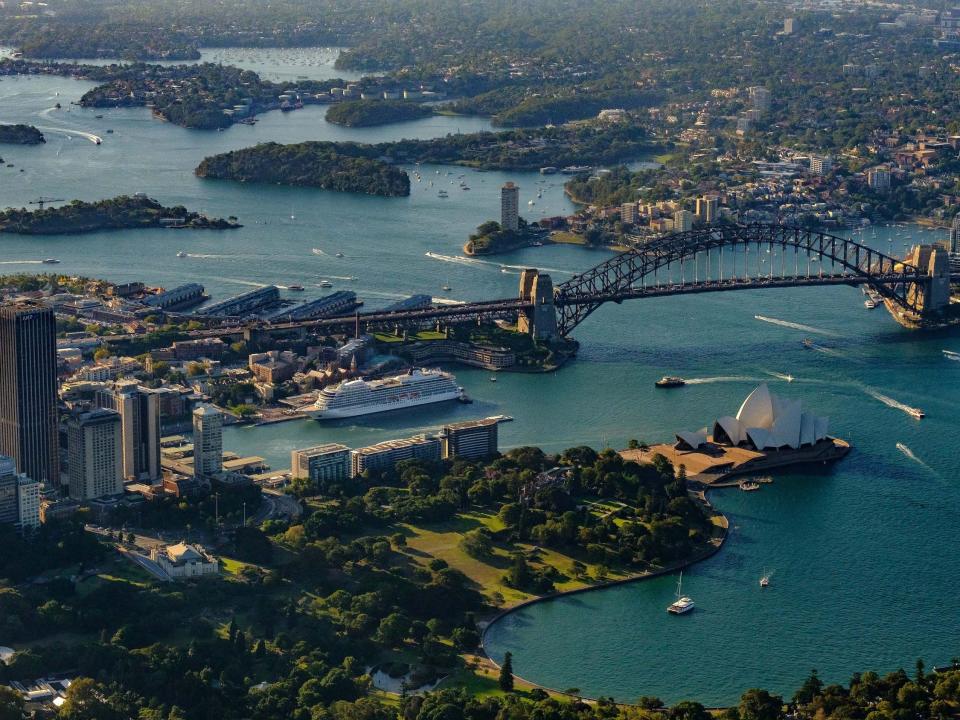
[1,66,959,706]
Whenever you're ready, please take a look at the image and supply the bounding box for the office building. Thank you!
[695,196,719,224]
[950,214,960,254]
[192,404,223,479]
[866,167,891,190]
[0,302,59,484]
[0,455,40,530]
[810,155,833,176]
[96,382,161,482]
[748,86,771,115]
[620,202,640,224]
[440,418,499,459]
[673,210,694,232]
[351,434,442,477]
[67,409,124,500]
[291,444,351,482]
[501,182,520,232]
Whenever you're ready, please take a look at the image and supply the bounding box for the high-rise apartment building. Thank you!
[0,302,59,484]
[67,409,124,500]
[351,434,442,477]
[673,210,694,232]
[621,202,640,225]
[501,182,520,232]
[96,381,161,482]
[783,17,794,34]
[192,404,223,480]
[810,155,833,176]
[748,86,771,115]
[950,214,960,254]
[866,167,891,190]
[291,444,351,483]
[695,196,719,224]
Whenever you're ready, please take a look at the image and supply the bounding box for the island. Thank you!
[195,142,412,196]
[465,219,547,255]
[325,99,434,127]
[0,123,45,145]
[0,196,241,235]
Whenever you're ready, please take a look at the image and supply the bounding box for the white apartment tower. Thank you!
[192,404,223,480]
[501,182,520,232]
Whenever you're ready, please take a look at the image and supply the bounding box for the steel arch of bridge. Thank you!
[553,223,925,336]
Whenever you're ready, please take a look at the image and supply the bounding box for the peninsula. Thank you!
[325,99,433,127]
[0,123,44,144]
[195,142,411,196]
[0,196,241,235]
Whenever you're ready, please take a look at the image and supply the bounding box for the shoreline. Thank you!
[477,491,729,704]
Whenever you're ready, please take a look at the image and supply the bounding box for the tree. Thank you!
[738,688,783,720]
[669,700,710,720]
[793,669,823,705]
[375,612,409,648]
[498,652,514,692]
[0,686,25,720]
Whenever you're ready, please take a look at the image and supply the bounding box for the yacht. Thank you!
[288,284,305,291]
[739,480,761,492]
[667,572,694,614]
[41,258,60,264]
[319,280,333,288]
[760,570,770,588]
[906,407,925,419]
[176,251,188,258]
[655,376,686,388]
[307,368,464,420]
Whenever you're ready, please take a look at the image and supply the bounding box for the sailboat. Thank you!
[667,571,695,614]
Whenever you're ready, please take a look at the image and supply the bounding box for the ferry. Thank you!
[943,349,960,361]
[667,571,694,615]
[176,251,188,258]
[864,299,877,309]
[319,280,333,288]
[288,284,305,291]
[655,376,686,388]
[906,407,925,419]
[41,258,60,264]
[307,368,465,420]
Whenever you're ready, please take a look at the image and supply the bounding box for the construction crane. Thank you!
[28,197,64,209]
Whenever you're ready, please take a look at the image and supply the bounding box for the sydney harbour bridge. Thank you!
[159,224,959,344]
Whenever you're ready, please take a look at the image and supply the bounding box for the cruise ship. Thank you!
[307,368,464,420]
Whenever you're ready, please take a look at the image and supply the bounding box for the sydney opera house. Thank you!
[675,384,830,452]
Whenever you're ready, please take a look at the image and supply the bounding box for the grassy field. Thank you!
[550,231,586,245]
[374,330,447,343]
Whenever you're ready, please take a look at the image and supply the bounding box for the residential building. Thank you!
[501,181,520,232]
[96,382,161,482]
[0,456,19,526]
[950,214,960,254]
[0,302,59,484]
[291,443,351,482]
[351,434,442,477]
[866,167,892,190]
[673,210,694,232]
[17,474,40,530]
[67,409,124,500]
[736,115,752,135]
[749,86,771,115]
[695,196,719,223]
[783,17,794,34]
[621,202,640,224]
[249,350,298,384]
[440,418,499,459]
[810,155,833,176]
[192,404,223,479]
[150,542,219,579]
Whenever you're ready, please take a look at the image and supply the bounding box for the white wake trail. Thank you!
[754,315,836,336]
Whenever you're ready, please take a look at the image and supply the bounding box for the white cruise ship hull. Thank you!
[308,388,463,420]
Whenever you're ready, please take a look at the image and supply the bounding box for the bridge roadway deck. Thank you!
[100,271,959,344]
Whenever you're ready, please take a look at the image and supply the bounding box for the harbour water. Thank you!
[1,62,959,706]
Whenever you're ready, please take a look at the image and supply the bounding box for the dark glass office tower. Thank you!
[0,302,60,484]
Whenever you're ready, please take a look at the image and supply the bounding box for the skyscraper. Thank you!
[192,404,223,480]
[0,302,59,484]
[695,196,719,224]
[67,409,124,500]
[501,182,520,232]
[950,214,960,255]
[96,381,161,482]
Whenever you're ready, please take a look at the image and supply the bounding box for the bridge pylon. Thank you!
[517,269,558,339]
[904,244,951,315]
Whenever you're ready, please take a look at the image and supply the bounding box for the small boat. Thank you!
[288,284,305,291]
[802,338,814,349]
[739,480,761,492]
[41,258,60,264]
[864,299,877,309]
[94,114,103,119]
[442,284,451,291]
[176,251,188,258]
[532,241,544,247]
[907,408,925,419]
[437,190,449,198]
[667,571,694,615]
[655,376,685,388]
[94,138,101,145]
[319,280,333,288]
[943,349,960,361]
[335,252,344,258]
[490,376,497,382]
[760,569,770,587]
[105,129,113,134]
